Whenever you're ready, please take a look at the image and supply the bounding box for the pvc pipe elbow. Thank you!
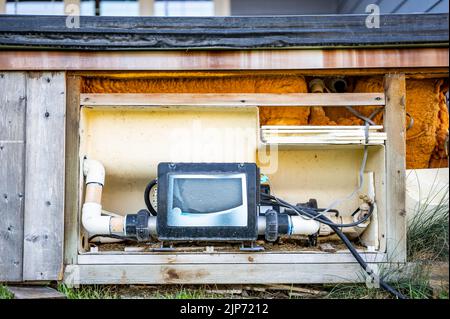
[82,202,112,234]
[83,159,105,185]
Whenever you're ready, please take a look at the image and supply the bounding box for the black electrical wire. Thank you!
[144,179,158,216]
[260,200,341,216]
[261,193,373,228]
[310,211,408,300]
[345,106,376,125]
[261,192,407,299]
[351,207,361,216]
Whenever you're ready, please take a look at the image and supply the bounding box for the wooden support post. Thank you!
[139,0,154,16]
[64,75,81,266]
[23,72,66,281]
[0,72,26,282]
[384,73,407,263]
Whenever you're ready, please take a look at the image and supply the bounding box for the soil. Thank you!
[92,236,365,253]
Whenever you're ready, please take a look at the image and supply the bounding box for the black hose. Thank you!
[261,194,373,228]
[261,200,340,216]
[316,212,408,300]
[265,193,407,299]
[144,179,158,216]
[345,106,376,125]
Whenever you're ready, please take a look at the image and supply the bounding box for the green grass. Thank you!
[0,285,13,299]
[57,284,119,299]
[438,289,449,299]
[153,287,221,299]
[325,262,433,299]
[326,180,449,299]
[407,183,449,262]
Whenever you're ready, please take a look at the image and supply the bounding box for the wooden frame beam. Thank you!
[72,69,449,79]
[77,252,388,265]
[65,263,384,285]
[80,93,385,107]
[64,74,81,266]
[0,48,447,71]
[384,73,407,263]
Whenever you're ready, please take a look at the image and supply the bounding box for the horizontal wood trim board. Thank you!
[77,252,387,265]
[262,133,387,137]
[65,263,382,284]
[72,69,449,79]
[262,125,384,130]
[268,144,385,150]
[263,141,385,146]
[0,48,448,71]
[80,93,385,107]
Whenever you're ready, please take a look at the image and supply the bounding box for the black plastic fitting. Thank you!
[125,209,151,241]
[265,209,278,242]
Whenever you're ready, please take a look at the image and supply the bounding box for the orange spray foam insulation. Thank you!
[81,74,449,169]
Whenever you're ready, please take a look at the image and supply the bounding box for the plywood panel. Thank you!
[23,72,66,281]
[80,107,259,215]
[0,72,26,282]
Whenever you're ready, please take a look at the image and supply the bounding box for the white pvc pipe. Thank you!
[257,216,266,235]
[290,216,320,235]
[82,158,124,235]
[82,202,112,234]
[83,158,105,185]
[257,215,323,236]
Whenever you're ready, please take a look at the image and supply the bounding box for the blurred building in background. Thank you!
[0,0,448,16]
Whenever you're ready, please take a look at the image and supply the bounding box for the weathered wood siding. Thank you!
[0,72,26,282]
[0,71,66,282]
[23,72,66,281]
